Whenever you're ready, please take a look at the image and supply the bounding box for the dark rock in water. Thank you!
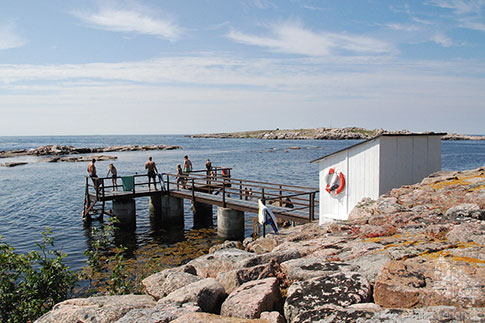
[44,155,117,163]
[1,162,28,167]
[0,144,181,159]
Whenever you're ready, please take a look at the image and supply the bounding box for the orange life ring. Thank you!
[325,168,345,196]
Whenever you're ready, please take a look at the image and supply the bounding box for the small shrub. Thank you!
[0,228,77,323]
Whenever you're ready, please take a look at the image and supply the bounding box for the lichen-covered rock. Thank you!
[221,277,282,319]
[346,251,391,285]
[367,306,485,322]
[142,265,197,299]
[446,221,485,245]
[209,240,244,253]
[260,311,285,323]
[216,260,279,294]
[187,248,255,278]
[171,312,269,323]
[284,272,370,323]
[280,257,359,281]
[445,203,483,220]
[291,304,375,323]
[35,295,156,323]
[245,235,281,254]
[115,301,201,323]
[374,256,485,308]
[160,278,226,313]
[239,249,301,268]
[348,197,376,220]
[157,272,203,299]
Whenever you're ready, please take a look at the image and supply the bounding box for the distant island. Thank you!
[189,127,485,141]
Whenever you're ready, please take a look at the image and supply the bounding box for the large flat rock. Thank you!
[35,295,156,323]
[221,277,282,319]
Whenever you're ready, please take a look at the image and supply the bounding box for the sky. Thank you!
[1,0,484,136]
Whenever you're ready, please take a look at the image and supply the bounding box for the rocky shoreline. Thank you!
[36,167,484,322]
[0,144,181,167]
[189,127,485,141]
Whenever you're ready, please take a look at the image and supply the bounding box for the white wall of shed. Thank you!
[378,136,441,195]
[318,139,380,222]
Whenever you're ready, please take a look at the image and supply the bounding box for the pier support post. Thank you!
[149,195,162,218]
[192,201,213,228]
[161,196,184,228]
[112,198,136,228]
[217,207,244,240]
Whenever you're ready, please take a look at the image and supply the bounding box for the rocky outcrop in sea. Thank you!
[36,167,485,322]
[0,144,181,158]
[190,127,485,141]
[0,144,181,166]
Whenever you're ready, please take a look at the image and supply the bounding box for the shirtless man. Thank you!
[183,155,192,174]
[87,159,99,191]
[145,156,158,190]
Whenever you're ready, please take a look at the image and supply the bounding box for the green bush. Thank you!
[0,228,77,323]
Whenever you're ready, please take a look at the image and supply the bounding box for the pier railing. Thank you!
[161,167,318,222]
[84,166,318,223]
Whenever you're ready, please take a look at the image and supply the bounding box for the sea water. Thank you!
[0,135,484,272]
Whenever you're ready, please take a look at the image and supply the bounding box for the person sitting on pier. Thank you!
[106,163,118,191]
[87,158,99,191]
[145,156,158,191]
[183,155,192,174]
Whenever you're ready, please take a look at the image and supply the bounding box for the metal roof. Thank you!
[310,133,446,164]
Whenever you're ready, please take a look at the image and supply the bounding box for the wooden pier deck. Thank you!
[83,167,318,224]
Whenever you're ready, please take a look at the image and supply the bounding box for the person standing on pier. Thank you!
[176,164,185,189]
[87,158,99,191]
[183,155,192,174]
[205,159,212,177]
[145,156,158,191]
[106,163,118,191]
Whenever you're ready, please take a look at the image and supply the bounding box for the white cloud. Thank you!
[428,0,484,15]
[250,0,277,9]
[73,7,182,40]
[227,21,394,56]
[386,23,420,32]
[0,21,27,50]
[427,0,485,32]
[459,18,485,31]
[431,33,454,47]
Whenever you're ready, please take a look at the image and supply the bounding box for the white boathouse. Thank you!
[311,133,444,223]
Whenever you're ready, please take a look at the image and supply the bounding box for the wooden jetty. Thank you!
[83,166,318,237]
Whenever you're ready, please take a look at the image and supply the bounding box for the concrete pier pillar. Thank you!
[217,207,244,240]
[161,196,184,228]
[112,198,136,228]
[192,201,213,228]
[149,195,162,218]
